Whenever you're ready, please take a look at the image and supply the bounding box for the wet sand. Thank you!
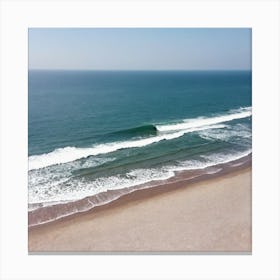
[28,166,251,252]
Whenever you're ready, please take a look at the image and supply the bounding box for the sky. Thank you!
[29,28,251,70]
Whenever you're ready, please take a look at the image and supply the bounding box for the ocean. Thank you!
[28,70,252,226]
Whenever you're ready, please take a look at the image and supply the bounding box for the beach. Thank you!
[28,70,252,252]
[28,70,252,230]
[28,165,251,252]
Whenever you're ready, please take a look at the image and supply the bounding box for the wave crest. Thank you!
[29,124,224,170]
[28,107,251,170]
[156,107,251,132]
[110,124,157,137]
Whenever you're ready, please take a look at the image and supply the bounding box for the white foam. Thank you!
[168,149,251,173]
[156,107,251,132]
[198,123,252,142]
[28,167,175,205]
[199,149,252,166]
[28,124,225,170]
[28,148,251,206]
[28,156,116,205]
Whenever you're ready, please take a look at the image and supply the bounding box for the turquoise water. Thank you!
[28,70,251,215]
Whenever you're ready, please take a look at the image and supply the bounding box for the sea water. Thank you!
[28,70,252,224]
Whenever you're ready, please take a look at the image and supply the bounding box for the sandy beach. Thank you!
[28,166,251,253]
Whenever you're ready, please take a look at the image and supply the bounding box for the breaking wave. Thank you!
[28,107,251,171]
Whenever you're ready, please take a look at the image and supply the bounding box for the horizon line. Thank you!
[29,68,251,71]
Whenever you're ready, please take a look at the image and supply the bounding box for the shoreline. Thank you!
[28,154,251,228]
[29,162,252,252]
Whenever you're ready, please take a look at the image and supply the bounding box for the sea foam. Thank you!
[28,124,225,170]
[28,149,251,206]
[28,107,251,171]
[156,107,251,132]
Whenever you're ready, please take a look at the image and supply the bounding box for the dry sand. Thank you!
[28,167,251,253]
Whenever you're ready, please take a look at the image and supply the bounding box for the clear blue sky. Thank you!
[29,28,251,70]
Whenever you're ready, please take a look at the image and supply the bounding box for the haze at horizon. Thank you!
[29,28,251,71]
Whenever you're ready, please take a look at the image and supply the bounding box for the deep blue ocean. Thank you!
[28,70,251,218]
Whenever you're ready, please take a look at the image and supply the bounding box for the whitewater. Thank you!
[29,107,251,171]
[28,70,252,226]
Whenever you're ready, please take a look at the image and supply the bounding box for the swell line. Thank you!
[156,107,251,132]
[28,107,251,171]
[28,124,225,170]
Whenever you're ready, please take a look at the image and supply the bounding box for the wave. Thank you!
[29,123,225,170]
[110,124,157,137]
[156,107,251,132]
[28,107,251,171]
[198,123,252,142]
[176,149,252,171]
[28,149,252,207]
[29,148,252,226]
